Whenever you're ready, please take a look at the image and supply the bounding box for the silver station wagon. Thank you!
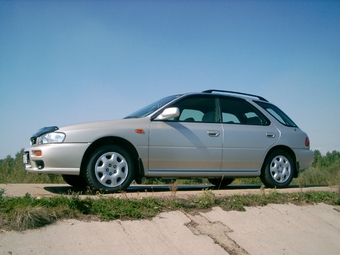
[24,90,314,192]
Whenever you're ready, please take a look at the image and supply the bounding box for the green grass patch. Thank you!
[1,188,339,232]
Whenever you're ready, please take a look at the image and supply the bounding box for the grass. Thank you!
[1,188,339,232]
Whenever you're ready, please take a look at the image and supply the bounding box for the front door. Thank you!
[148,95,223,173]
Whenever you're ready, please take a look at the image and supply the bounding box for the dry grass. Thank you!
[8,207,55,231]
[169,180,178,198]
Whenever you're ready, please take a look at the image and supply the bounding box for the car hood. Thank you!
[58,118,151,143]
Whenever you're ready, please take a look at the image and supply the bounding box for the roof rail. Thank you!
[202,89,268,102]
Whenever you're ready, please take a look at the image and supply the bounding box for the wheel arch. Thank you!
[79,136,143,180]
[262,145,299,178]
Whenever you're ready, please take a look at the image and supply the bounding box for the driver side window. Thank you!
[168,96,218,123]
[179,109,204,122]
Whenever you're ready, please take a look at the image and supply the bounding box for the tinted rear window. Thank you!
[255,101,297,127]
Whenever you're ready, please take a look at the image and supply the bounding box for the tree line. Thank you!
[312,150,340,168]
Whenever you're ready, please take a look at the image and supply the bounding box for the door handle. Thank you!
[207,130,220,137]
[266,132,275,138]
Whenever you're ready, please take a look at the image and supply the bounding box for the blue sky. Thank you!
[1,0,339,159]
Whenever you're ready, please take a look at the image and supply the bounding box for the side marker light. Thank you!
[135,129,145,134]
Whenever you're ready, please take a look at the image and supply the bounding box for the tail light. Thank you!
[305,137,310,147]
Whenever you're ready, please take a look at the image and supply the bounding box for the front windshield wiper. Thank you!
[124,116,141,119]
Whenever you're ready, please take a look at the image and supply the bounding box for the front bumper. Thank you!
[24,143,90,175]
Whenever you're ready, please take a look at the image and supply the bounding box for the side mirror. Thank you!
[155,107,180,120]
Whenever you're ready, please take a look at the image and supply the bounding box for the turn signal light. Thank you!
[33,150,42,156]
[135,129,145,134]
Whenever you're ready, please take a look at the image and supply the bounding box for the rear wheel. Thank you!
[261,150,294,188]
[62,175,87,189]
[208,178,234,188]
[85,145,135,193]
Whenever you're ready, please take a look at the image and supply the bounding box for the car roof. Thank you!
[201,89,268,102]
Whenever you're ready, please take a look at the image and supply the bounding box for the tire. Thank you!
[208,178,234,188]
[85,145,135,193]
[62,175,88,189]
[260,150,294,188]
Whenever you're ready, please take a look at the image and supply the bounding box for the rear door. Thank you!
[219,97,279,171]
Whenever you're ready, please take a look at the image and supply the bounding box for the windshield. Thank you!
[255,101,298,127]
[125,95,180,118]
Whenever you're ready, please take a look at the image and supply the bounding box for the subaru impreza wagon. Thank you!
[23,89,314,192]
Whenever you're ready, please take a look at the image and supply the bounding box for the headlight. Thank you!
[38,132,66,144]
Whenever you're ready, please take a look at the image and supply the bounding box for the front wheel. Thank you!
[261,150,294,188]
[85,145,135,193]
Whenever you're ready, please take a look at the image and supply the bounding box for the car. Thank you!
[23,89,314,192]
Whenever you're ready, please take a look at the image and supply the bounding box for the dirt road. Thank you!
[1,184,339,255]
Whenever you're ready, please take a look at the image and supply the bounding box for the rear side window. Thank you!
[255,101,297,127]
[219,97,269,125]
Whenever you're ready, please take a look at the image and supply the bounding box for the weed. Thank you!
[169,181,178,199]
[167,198,188,210]
[90,197,163,221]
[191,189,216,208]
[260,185,265,195]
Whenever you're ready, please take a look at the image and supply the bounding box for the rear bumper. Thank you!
[295,148,314,171]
